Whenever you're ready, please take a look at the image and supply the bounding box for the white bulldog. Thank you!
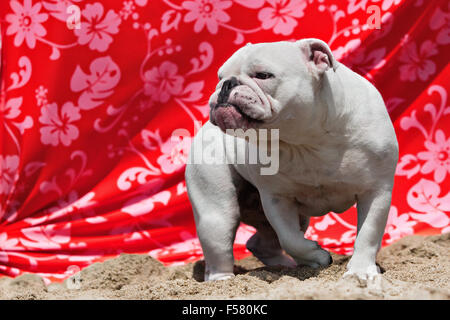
[185,39,399,281]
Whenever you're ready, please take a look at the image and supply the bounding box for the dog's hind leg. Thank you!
[245,230,297,268]
[239,183,296,268]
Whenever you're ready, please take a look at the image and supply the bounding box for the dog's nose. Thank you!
[217,77,239,105]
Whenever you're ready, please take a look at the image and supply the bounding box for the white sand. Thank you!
[0,233,448,300]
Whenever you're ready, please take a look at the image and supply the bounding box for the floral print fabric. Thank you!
[0,0,449,282]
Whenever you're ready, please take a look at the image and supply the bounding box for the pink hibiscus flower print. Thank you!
[1,97,23,120]
[39,102,81,147]
[430,5,450,45]
[74,3,121,52]
[379,0,402,10]
[258,0,307,36]
[346,0,369,15]
[143,61,184,103]
[5,0,48,49]
[384,206,416,244]
[417,130,450,183]
[182,0,232,34]
[0,155,20,195]
[398,40,438,82]
[0,232,22,264]
[157,136,192,174]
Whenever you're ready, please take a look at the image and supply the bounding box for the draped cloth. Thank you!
[0,0,449,282]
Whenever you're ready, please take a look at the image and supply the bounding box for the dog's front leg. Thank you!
[260,192,332,268]
[345,188,392,280]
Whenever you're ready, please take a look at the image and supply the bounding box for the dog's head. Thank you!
[209,39,338,139]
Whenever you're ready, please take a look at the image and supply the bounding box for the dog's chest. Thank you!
[263,173,357,216]
[293,179,357,216]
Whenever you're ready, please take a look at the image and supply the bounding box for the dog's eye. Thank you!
[254,72,274,80]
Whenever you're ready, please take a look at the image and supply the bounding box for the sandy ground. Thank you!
[0,233,448,300]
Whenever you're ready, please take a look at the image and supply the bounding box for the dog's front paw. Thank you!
[205,272,235,282]
[343,263,380,281]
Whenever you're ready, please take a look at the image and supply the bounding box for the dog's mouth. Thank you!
[211,103,263,131]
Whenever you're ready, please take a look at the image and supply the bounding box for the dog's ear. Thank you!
[297,38,338,74]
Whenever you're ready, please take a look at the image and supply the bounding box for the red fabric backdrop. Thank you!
[0,0,449,282]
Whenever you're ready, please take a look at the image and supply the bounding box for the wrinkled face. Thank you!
[209,40,335,135]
